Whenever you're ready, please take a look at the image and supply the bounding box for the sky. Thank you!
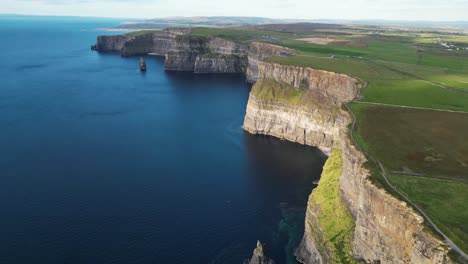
[1,0,468,21]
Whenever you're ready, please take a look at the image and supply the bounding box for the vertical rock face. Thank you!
[243,62,359,154]
[164,36,248,73]
[94,28,189,56]
[96,35,131,52]
[246,42,296,83]
[243,61,451,263]
[243,241,276,264]
[94,32,296,76]
[194,54,247,73]
[339,139,450,264]
[255,61,359,104]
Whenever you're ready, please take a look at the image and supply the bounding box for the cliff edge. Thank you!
[92,30,452,263]
[243,60,451,263]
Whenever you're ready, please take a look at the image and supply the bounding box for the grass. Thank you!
[269,55,468,112]
[349,103,468,180]
[126,30,160,37]
[191,27,295,44]
[389,174,468,254]
[252,78,307,106]
[311,148,357,264]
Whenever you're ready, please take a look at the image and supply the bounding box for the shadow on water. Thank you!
[0,18,329,263]
[242,133,327,264]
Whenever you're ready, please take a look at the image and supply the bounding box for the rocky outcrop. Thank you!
[95,35,132,52]
[94,29,188,56]
[243,61,451,263]
[339,139,450,264]
[243,62,359,154]
[243,241,275,264]
[246,42,296,83]
[255,61,359,104]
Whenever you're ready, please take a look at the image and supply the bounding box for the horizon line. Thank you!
[1,13,468,23]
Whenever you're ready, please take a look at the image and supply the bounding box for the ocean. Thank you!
[0,15,326,264]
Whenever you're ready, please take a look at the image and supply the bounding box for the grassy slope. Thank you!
[252,78,306,105]
[311,149,357,264]
[349,103,468,179]
[390,175,468,253]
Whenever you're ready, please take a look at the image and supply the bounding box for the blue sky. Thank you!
[1,0,467,21]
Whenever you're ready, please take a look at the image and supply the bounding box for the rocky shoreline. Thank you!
[93,29,452,263]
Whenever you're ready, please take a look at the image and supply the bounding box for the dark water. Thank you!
[0,16,327,264]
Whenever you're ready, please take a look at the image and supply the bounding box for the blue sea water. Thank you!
[0,15,327,264]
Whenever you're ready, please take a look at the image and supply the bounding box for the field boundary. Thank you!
[353,100,468,114]
[343,89,468,261]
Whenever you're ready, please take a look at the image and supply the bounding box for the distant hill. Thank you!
[112,16,468,32]
[113,16,313,30]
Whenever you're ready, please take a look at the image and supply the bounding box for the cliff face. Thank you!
[95,35,131,52]
[164,36,248,73]
[94,33,295,75]
[246,42,296,83]
[94,29,188,56]
[93,31,452,263]
[95,30,248,73]
[243,61,451,263]
[243,62,358,154]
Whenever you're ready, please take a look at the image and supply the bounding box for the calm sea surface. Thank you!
[0,16,327,264]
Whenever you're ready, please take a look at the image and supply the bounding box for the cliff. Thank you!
[93,32,294,75]
[95,35,132,52]
[246,43,296,83]
[93,30,452,263]
[243,61,359,154]
[243,61,451,263]
[93,29,188,56]
[164,35,248,73]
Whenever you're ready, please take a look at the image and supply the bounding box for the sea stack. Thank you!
[140,56,147,72]
[243,241,275,264]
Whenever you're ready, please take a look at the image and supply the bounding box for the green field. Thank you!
[390,175,468,254]
[349,103,468,179]
[269,54,468,112]
[349,103,468,260]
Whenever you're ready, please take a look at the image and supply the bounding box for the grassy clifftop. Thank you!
[310,149,357,264]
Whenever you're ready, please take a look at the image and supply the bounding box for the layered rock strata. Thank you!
[243,61,451,263]
[94,32,294,75]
